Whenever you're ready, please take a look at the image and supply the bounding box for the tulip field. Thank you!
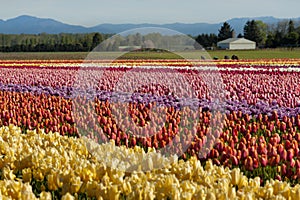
[1,58,300,199]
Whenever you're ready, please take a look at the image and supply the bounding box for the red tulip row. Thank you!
[207,110,300,184]
[0,91,77,136]
[0,87,300,185]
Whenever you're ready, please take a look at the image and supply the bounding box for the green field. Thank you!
[0,48,299,60]
[207,48,300,59]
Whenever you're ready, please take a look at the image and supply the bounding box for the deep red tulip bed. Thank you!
[1,59,300,199]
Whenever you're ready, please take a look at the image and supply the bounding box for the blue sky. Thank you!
[1,0,299,26]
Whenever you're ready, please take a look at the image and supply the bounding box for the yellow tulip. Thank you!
[39,191,52,200]
[238,176,248,189]
[102,172,110,186]
[193,188,206,200]
[61,192,75,200]
[265,187,274,199]
[231,168,241,186]
[205,160,213,171]
[33,168,44,181]
[108,185,120,200]
[81,167,95,182]
[142,182,156,200]
[248,177,260,191]
[22,168,32,183]
[70,176,82,194]
[227,187,236,199]
[2,167,16,180]
[291,186,300,200]
[47,174,58,191]
[181,192,193,200]
[86,181,99,197]
[122,181,132,195]
[205,192,216,200]
[21,182,37,200]
[0,180,9,195]
[244,193,254,200]
[7,180,21,199]
[110,169,125,184]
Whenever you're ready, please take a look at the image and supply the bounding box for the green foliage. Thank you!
[265,20,300,48]
[0,33,110,52]
[194,33,218,49]
[218,22,234,41]
[91,33,103,51]
[244,20,267,47]
[287,20,296,34]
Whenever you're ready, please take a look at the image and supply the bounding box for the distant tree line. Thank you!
[1,19,300,52]
[194,19,300,49]
[0,32,111,52]
[0,32,196,52]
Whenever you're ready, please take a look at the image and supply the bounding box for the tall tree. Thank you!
[256,21,268,46]
[244,20,266,47]
[91,33,103,50]
[287,20,296,34]
[284,20,299,47]
[218,22,234,41]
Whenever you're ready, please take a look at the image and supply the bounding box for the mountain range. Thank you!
[0,15,299,36]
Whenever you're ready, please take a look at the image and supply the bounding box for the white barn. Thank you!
[217,38,256,50]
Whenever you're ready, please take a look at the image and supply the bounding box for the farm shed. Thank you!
[217,38,256,50]
[118,46,141,51]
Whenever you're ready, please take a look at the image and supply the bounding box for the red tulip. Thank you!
[277,144,284,155]
[130,137,136,146]
[281,164,287,176]
[253,158,259,169]
[294,147,299,156]
[260,155,268,167]
[295,159,300,168]
[280,149,287,161]
[289,159,296,168]
[285,140,292,149]
[297,168,300,179]
[241,149,249,160]
[231,155,239,166]
[287,149,294,162]
[245,156,254,171]
[295,133,300,142]
[275,175,282,181]
[213,158,220,166]
[258,143,267,155]
[267,146,276,157]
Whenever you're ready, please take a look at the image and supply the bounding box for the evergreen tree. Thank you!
[283,20,299,47]
[244,20,266,47]
[91,33,103,50]
[195,33,218,48]
[265,34,275,48]
[218,22,234,41]
[287,20,295,34]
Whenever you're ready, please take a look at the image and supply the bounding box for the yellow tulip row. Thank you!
[1,59,300,68]
[0,124,300,200]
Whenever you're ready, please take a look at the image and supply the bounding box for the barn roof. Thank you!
[217,38,256,44]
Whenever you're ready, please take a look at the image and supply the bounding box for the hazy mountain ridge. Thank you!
[0,15,299,35]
